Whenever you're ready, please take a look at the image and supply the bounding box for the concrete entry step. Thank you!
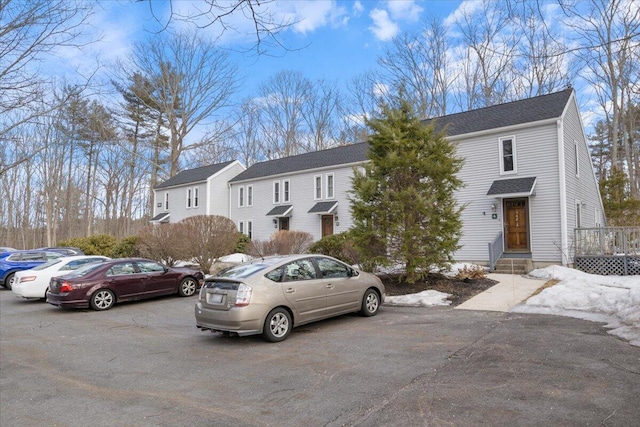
[493,258,532,274]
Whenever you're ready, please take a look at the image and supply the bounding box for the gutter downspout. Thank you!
[557,118,569,266]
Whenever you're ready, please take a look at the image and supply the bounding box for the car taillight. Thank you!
[60,282,74,293]
[19,276,36,282]
[235,283,252,307]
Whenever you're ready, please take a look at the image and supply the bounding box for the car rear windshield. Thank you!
[65,262,104,278]
[32,259,63,270]
[216,262,274,279]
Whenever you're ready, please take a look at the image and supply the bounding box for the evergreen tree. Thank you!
[349,99,464,284]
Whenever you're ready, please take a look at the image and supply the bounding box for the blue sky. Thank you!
[54,0,464,100]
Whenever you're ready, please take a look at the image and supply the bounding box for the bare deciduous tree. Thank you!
[378,18,452,119]
[143,0,296,54]
[451,0,520,109]
[129,30,239,176]
[561,0,640,179]
[181,215,239,273]
[0,0,93,174]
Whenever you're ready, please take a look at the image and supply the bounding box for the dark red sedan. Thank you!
[47,258,205,311]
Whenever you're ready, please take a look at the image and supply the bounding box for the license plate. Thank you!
[208,293,223,304]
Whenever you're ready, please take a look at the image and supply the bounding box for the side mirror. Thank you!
[349,268,359,277]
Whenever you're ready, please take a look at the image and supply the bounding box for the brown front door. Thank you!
[504,199,529,251]
[321,215,334,238]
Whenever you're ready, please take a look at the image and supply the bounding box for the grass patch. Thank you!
[528,279,561,299]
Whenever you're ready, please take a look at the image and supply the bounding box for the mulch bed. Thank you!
[377,272,498,307]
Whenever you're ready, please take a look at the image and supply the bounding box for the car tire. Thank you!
[4,273,15,290]
[90,289,115,311]
[178,277,197,297]
[360,288,380,317]
[263,308,292,342]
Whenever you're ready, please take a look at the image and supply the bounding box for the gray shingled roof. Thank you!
[230,143,370,183]
[266,205,293,216]
[155,161,236,189]
[487,177,537,196]
[150,212,170,222]
[224,89,574,183]
[308,201,338,214]
[426,88,573,136]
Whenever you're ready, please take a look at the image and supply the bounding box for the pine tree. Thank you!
[349,99,464,284]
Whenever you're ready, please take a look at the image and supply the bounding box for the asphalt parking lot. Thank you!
[1,287,639,427]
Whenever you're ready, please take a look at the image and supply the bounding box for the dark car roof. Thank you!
[0,249,61,259]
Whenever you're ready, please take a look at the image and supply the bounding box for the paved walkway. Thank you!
[455,273,547,312]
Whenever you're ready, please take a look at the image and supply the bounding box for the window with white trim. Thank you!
[186,188,192,208]
[314,175,322,200]
[238,220,244,234]
[595,209,602,227]
[247,185,253,206]
[574,140,580,177]
[273,181,280,203]
[193,187,199,208]
[575,200,582,229]
[326,173,334,198]
[283,180,290,203]
[239,186,245,207]
[499,136,517,174]
[247,220,253,239]
[164,192,169,210]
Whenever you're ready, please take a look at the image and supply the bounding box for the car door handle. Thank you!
[285,288,295,293]
[326,284,334,289]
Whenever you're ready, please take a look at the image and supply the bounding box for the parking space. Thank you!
[1,288,639,426]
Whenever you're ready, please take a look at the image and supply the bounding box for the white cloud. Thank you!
[443,0,483,29]
[290,1,349,34]
[353,1,365,16]
[386,0,423,22]
[369,8,399,41]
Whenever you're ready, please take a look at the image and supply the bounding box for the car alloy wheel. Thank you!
[90,289,115,311]
[178,277,197,297]
[5,273,15,290]
[360,289,380,316]
[263,308,291,342]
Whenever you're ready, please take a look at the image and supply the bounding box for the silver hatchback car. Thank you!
[195,254,385,342]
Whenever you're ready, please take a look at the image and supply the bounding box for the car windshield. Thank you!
[65,262,104,278]
[32,259,63,271]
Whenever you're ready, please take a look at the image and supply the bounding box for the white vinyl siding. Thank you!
[153,161,245,223]
[229,164,360,242]
[454,123,561,264]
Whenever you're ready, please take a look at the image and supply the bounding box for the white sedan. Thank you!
[12,255,110,299]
